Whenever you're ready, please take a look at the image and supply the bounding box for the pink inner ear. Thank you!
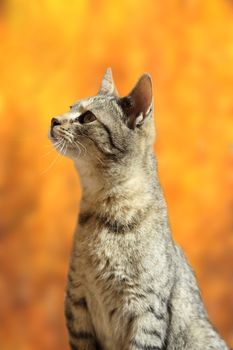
[119,73,153,129]
[130,74,152,119]
[135,114,144,125]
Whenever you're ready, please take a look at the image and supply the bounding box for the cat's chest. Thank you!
[75,234,133,292]
[77,232,137,286]
[72,238,134,349]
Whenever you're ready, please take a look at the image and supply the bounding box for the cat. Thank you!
[49,68,229,350]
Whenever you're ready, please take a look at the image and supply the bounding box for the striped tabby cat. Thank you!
[49,69,229,350]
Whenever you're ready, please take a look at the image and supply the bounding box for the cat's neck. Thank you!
[74,150,159,210]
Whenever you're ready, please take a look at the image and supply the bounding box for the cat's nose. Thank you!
[51,117,61,129]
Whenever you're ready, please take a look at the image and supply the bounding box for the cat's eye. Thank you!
[75,111,97,124]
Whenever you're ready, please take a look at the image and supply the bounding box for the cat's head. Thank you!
[49,68,155,167]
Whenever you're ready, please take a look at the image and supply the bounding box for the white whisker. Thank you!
[59,140,67,155]
[73,141,82,157]
[77,135,104,165]
[75,139,87,156]
[40,139,66,176]
[59,129,74,143]
[42,140,63,157]
[95,155,104,166]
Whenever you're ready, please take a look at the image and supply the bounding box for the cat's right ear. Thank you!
[98,68,119,96]
[119,74,153,129]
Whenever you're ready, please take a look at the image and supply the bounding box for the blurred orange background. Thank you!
[0,0,232,349]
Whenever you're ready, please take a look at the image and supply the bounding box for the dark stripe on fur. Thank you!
[66,290,85,308]
[79,206,153,234]
[69,328,95,342]
[167,301,172,318]
[79,212,92,225]
[134,293,147,299]
[73,331,94,340]
[65,306,74,322]
[95,271,103,281]
[96,213,139,234]
[106,273,115,282]
[69,341,79,350]
[161,301,171,349]
[97,204,153,234]
[142,328,161,339]
[66,316,79,341]
[78,133,118,160]
[147,306,165,321]
[69,332,102,350]
[127,313,138,333]
[73,297,87,308]
[131,340,161,350]
[109,307,117,319]
[146,287,155,294]
[99,121,124,153]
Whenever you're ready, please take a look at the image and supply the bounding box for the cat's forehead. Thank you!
[71,95,115,112]
[69,94,123,123]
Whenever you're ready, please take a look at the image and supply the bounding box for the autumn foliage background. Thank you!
[0,0,233,349]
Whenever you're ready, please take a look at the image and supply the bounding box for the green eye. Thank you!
[75,111,96,124]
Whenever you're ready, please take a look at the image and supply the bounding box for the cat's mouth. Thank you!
[49,129,87,157]
[49,118,88,157]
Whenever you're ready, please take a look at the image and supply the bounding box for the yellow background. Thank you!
[0,0,232,349]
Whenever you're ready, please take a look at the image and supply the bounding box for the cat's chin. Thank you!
[48,134,73,156]
[61,145,84,160]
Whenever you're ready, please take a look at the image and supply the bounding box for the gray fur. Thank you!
[49,69,229,350]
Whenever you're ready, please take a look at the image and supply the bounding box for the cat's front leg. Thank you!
[65,288,99,350]
[122,305,169,350]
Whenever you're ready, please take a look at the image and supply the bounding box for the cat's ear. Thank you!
[98,68,119,96]
[119,74,153,129]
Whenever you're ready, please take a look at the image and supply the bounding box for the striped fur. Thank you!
[50,70,229,350]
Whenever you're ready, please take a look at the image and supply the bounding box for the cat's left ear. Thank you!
[98,68,119,96]
[119,74,153,129]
